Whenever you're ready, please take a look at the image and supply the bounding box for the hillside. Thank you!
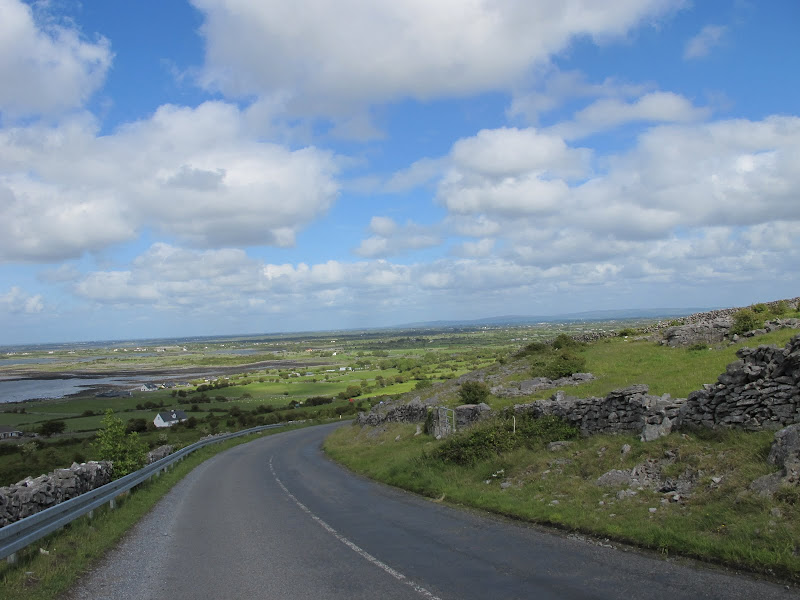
[326,298,800,581]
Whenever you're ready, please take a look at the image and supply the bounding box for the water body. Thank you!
[0,376,157,404]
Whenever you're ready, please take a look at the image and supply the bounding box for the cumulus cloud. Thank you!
[0,103,340,261]
[437,127,589,216]
[0,0,112,117]
[1,286,44,314]
[192,0,680,120]
[684,24,727,59]
[433,116,800,251]
[354,217,440,258]
[70,218,800,328]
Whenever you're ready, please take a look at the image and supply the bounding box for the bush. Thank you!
[305,396,334,406]
[517,341,548,357]
[125,418,148,433]
[770,300,790,317]
[552,333,581,349]
[458,381,490,404]
[530,349,586,380]
[730,309,762,335]
[435,415,577,465]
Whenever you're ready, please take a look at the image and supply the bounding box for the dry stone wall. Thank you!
[354,330,800,443]
[680,335,800,431]
[511,385,683,442]
[354,398,427,426]
[0,461,112,527]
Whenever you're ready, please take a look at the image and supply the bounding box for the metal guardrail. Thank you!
[0,422,293,561]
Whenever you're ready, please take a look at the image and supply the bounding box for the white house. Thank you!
[0,425,23,440]
[153,410,188,428]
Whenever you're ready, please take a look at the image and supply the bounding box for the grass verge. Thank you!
[0,422,307,599]
[324,422,800,582]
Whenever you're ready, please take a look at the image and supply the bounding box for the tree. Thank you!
[94,410,147,478]
[458,381,489,404]
[39,420,66,437]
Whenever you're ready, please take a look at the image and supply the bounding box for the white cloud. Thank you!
[1,286,44,314]
[192,0,681,120]
[508,68,653,124]
[0,103,340,261]
[354,217,440,258]
[453,238,495,258]
[550,92,710,139]
[0,0,112,117]
[684,24,727,60]
[437,127,588,216]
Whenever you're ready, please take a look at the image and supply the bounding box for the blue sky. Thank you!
[1,0,798,344]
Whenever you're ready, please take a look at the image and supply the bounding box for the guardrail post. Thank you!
[109,497,116,510]
[7,552,17,565]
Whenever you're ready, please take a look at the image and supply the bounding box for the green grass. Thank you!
[0,424,307,599]
[325,423,800,579]
[492,328,800,408]
[325,327,800,580]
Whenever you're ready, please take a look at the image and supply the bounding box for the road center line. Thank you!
[269,457,442,600]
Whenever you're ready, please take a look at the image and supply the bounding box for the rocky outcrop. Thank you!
[0,461,113,527]
[597,453,699,499]
[491,373,594,398]
[661,318,732,347]
[680,335,800,431]
[750,424,800,496]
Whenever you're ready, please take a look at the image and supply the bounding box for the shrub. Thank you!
[435,415,577,465]
[730,309,762,335]
[552,333,581,349]
[458,381,490,404]
[530,349,586,380]
[125,418,148,433]
[770,300,790,317]
[305,396,334,406]
[617,327,638,337]
[517,341,548,357]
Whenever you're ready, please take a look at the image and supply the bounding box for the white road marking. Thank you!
[269,457,442,600]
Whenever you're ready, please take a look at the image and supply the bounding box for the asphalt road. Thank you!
[66,423,798,600]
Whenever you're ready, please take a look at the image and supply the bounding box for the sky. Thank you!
[1,0,798,344]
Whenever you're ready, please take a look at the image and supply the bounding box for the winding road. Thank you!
[66,423,796,599]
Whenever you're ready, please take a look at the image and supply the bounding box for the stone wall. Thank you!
[354,398,427,426]
[353,330,800,443]
[511,385,683,442]
[0,461,113,527]
[680,335,800,431]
